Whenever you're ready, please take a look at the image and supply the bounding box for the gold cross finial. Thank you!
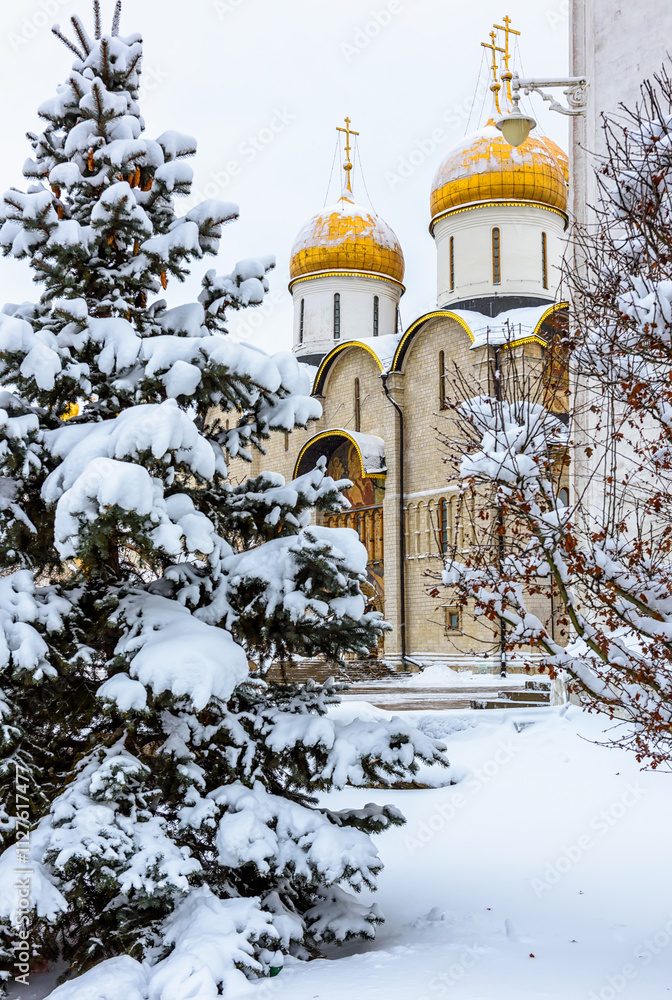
[336,117,359,194]
[494,15,521,102]
[481,30,505,114]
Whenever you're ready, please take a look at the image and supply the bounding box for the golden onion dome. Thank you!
[289,195,405,284]
[539,135,569,184]
[430,122,568,225]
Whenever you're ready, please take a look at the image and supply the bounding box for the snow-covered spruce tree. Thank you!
[442,68,672,768]
[0,4,446,993]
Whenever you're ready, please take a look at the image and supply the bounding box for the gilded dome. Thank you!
[289,195,405,284]
[539,135,569,184]
[430,123,568,225]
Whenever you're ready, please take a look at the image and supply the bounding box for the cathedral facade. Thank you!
[235,89,570,672]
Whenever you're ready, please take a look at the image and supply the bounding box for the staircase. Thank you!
[264,658,396,686]
[470,680,551,710]
[263,661,554,711]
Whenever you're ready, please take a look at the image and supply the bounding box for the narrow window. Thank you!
[449,235,455,291]
[284,431,289,452]
[396,307,401,334]
[439,350,447,410]
[445,606,460,631]
[333,292,340,340]
[440,497,448,554]
[492,228,501,285]
[558,487,569,506]
[541,232,548,289]
[299,298,305,343]
[354,377,361,432]
[373,295,379,337]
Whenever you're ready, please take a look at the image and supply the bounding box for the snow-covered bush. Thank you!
[0,3,447,993]
[443,67,672,768]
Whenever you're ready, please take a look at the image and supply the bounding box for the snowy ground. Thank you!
[249,703,672,1000]
[8,703,672,1000]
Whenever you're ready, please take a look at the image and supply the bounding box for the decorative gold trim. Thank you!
[313,339,384,397]
[391,311,473,372]
[429,199,568,235]
[498,301,570,351]
[390,302,569,371]
[293,429,386,481]
[289,270,406,293]
[499,335,546,350]
[533,301,569,337]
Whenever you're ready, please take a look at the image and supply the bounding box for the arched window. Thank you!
[299,298,305,343]
[449,235,455,291]
[440,498,449,555]
[558,487,569,507]
[492,228,501,285]
[354,377,361,432]
[541,232,548,289]
[373,295,379,337]
[439,350,447,410]
[333,293,340,340]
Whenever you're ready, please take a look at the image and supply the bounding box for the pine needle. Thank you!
[51,26,85,61]
[112,0,122,36]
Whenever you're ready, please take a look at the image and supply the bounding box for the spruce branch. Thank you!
[70,15,93,56]
[93,0,102,39]
[51,26,85,61]
[111,0,122,36]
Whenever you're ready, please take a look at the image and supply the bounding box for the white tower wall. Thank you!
[291,273,402,358]
[433,203,566,309]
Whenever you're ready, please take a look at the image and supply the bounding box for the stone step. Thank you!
[471,698,547,710]
[498,690,550,703]
[265,659,396,686]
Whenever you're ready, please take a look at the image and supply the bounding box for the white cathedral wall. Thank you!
[433,203,566,308]
[290,272,401,357]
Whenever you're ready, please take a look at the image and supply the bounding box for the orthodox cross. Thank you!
[494,15,521,102]
[481,30,505,114]
[337,117,359,194]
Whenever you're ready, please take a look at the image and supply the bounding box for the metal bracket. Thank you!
[512,72,588,116]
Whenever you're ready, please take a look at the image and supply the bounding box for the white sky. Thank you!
[0,0,569,353]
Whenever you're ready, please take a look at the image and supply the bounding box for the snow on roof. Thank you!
[335,429,386,474]
[290,197,401,255]
[449,303,558,349]
[326,333,402,371]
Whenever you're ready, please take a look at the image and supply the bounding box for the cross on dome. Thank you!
[481,30,505,114]
[494,15,521,103]
[336,117,359,195]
